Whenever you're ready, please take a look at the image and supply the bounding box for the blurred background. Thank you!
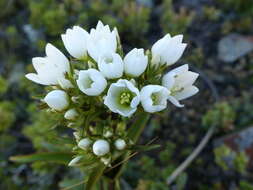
[0,0,253,189]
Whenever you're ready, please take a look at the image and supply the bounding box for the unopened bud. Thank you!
[114,139,126,150]
[93,139,110,156]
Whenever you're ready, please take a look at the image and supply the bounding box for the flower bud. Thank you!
[44,90,69,111]
[151,34,187,66]
[61,26,89,59]
[64,109,78,120]
[78,138,92,150]
[124,48,148,77]
[68,156,82,166]
[73,131,81,141]
[101,157,111,166]
[103,131,113,138]
[92,139,110,156]
[114,139,126,150]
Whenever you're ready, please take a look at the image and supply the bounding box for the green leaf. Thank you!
[9,152,73,165]
[129,144,160,152]
[86,163,106,190]
[127,112,150,142]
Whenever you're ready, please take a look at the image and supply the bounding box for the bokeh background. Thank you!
[1,0,253,189]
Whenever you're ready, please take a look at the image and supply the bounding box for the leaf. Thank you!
[86,163,106,190]
[9,152,73,165]
[129,144,160,152]
[127,112,150,142]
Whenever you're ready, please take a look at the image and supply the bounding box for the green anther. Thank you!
[151,93,160,105]
[120,92,131,105]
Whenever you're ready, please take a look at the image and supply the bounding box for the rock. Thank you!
[214,126,253,169]
[23,24,40,43]
[218,34,253,62]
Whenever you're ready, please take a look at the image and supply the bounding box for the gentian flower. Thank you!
[104,79,140,117]
[162,64,199,107]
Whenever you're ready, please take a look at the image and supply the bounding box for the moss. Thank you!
[202,102,236,130]
[239,181,253,190]
[0,76,8,95]
[234,151,248,174]
[214,145,233,171]
[160,0,195,35]
[202,6,221,21]
[0,101,15,133]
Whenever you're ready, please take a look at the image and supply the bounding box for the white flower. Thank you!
[98,53,124,79]
[25,43,72,89]
[124,48,148,77]
[114,139,126,150]
[140,85,169,113]
[162,64,199,107]
[61,26,89,59]
[93,139,110,156]
[104,79,140,117]
[151,34,187,66]
[78,138,92,150]
[68,156,82,166]
[87,20,117,62]
[76,69,107,96]
[64,109,78,120]
[44,90,69,111]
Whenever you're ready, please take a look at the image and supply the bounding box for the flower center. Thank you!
[151,93,160,105]
[120,92,132,105]
[84,76,93,89]
[171,86,184,96]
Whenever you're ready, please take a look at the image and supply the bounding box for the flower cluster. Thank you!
[26,21,199,166]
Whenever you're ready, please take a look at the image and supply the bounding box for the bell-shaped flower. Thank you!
[44,90,69,111]
[93,139,110,156]
[64,109,79,120]
[162,64,199,107]
[104,79,140,117]
[76,69,107,96]
[151,34,187,66]
[87,20,117,62]
[140,85,169,113]
[25,43,72,89]
[124,48,148,77]
[98,53,124,79]
[61,26,89,59]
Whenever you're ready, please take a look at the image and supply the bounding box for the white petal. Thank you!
[162,72,175,90]
[170,64,189,75]
[174,86,199,101]
[175,71,199,88]
[25,73,47,85]
[168,96,184,107]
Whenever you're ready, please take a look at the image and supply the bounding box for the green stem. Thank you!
[105,112,150,180]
